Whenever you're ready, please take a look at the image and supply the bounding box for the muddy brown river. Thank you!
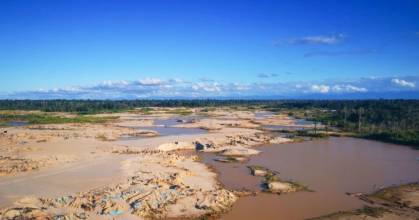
[200,137,419,220]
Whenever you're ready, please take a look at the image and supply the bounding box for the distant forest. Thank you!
[0,99,418,147]
[268,100,419,147]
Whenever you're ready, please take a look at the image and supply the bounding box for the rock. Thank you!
[176,119,196,123]
[234,157,248,162]
[214,156,248,163]
[251,169,267,176]
[267,181,296,193]
[220,146,260,157]
[134,130,159,137]
[195,190,237,212]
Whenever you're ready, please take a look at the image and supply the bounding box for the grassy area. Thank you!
[0,111,119,125]
[163,108,193,115]
[201,107,217,112]
[129,107,193,116]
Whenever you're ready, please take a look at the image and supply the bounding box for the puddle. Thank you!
[200,137,419,219]
[6,121,29,127]
[142,126,206,136]
[120,116,207,140]
[295,118,313,125]
[154,116,200,126]
[119,126,207,140]
[254,111,275,119]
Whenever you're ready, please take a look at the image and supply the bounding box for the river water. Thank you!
[200,137,419,220]
[119,116,207,140]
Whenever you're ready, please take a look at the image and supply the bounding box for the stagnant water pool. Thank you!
[199,137,419,220]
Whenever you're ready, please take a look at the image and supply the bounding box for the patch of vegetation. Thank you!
[271,130,328,141]
[201,107,217,112]
[291,137,305,142]
[360,131,419,147]
[164,108,193,115]
[0,122,7,127]
[295,130,329,138]
[0,112,118,125]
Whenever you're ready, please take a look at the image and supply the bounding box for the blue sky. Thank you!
[1,0,418,99]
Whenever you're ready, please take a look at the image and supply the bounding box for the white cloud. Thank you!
[310,84,330,93]
[332,84,367,92]
[391,78,415,88]
[138,78,164,86]
[232,83,250,91]
[192,82,221,93]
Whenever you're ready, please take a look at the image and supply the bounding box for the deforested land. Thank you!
[0,99,418,220]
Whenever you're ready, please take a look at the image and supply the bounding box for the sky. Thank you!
[1,0,418,99]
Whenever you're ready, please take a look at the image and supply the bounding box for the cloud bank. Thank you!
[3,75,418,99]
